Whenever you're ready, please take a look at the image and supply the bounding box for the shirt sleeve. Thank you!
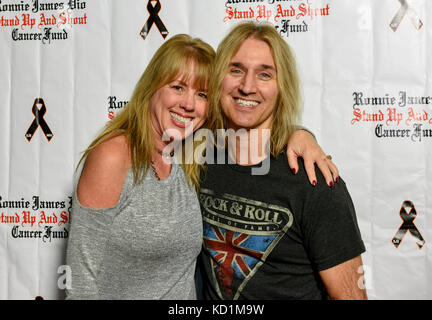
[301,177,366,271]
[64,193,116,300]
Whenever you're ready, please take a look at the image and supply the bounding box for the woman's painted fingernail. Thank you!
[292,168,296,174]
[329,181,334,188]
[335,177,339,183]
[312,180,317,187]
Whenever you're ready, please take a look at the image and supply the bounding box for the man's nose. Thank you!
[239,72,257,95]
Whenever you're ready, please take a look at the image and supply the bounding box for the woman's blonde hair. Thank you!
[207,21,302,156]
[78,34,215,190]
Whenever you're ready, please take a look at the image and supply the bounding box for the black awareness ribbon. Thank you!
[140,0,168,40]
[392,201,425,249]
[25,98,53,142]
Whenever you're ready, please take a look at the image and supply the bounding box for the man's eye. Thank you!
[259,72,272,80]
[230,68,242,75]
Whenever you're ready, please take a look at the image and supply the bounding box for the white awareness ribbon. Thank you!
[390,0,423,31]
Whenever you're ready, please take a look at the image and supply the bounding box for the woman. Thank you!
[66,34,214,299]
[66,33,337,300]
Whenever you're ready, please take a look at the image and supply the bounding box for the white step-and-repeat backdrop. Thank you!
[0,0,430,300]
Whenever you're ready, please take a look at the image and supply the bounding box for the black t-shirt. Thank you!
[198,151,365,300]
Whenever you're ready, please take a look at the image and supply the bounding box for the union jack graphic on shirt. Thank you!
[203,225,275,299]
[200,189,293,299]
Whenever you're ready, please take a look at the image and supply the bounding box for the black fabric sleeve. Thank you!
[301,177,366,271]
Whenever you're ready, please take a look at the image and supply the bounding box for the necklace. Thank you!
[155,148,174,159]
[151,148,174,181]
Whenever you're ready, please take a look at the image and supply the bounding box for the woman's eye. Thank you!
[198,92,208,99]
[172,85,183,91]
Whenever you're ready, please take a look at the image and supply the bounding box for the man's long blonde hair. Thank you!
[206,22,302,156]
[78,34,215,190]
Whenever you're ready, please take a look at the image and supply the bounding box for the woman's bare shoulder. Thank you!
[77,135,131,209]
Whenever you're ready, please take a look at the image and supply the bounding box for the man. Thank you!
[199,22,367,300]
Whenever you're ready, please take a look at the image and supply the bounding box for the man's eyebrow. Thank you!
[228,62,245,71]
[229,62,244,68]
[229,62,276,71]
